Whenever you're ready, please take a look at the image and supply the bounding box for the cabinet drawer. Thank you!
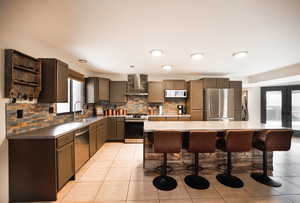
[165,117,178,121]
[178,117,191,121]
[89,123,97,129]
[57,133,74,148]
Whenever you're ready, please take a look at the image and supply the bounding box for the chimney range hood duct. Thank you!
[127,74,148,96]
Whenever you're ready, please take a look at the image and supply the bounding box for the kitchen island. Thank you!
[143,121,289,175]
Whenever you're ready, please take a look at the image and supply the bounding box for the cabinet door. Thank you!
[96,122,101,150]
[110,81,127,103]
[190,109,204,121]
[103,118,108,142]
[56,60,68,103]
[190,80,203,109]
[148,81,164,103]
[107,118,116,140]
[163,80,174,89]
[89,128,97,157]
[86,77,99,104]
[216,78,230,88]
[173,80,186,90]
[116,120,125,140]
[202,78,217,88]
[99,78,110,101]
[57,142,75,190]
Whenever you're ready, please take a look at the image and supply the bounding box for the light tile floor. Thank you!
[26,137,300,203]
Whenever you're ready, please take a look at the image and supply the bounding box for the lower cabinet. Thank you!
[9,133,75,202]
[190,109,204,121]
[57,142,75,190]
[96,119,107,150]
[107,117,125,141]
[89,123,97,157]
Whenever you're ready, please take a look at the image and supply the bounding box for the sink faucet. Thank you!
[74,101,84,118]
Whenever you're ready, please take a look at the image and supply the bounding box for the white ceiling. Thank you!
[2,0,300,77]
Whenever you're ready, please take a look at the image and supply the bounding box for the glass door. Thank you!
[292,90,300,130]
[266,91,283,126]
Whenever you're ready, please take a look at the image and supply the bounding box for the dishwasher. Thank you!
[75,127,90,172]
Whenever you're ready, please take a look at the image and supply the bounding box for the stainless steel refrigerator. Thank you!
[204,88,235,121]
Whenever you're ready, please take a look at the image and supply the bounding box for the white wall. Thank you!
[246,87,261,124]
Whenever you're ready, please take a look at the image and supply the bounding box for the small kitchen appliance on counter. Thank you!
[177,105,186,115]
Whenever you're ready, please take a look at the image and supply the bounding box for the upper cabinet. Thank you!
[148,81,164,103]
[5,49,42,100]
[163,80,186,90]
[110,81,127,103]
[86,77,110,104]
[202,78,229,88]
[38,58,68,103]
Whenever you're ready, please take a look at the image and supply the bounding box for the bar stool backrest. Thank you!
[265,130,293,151]
[189,131,217,153]
[154,131,182,153]
[225,130,254,152]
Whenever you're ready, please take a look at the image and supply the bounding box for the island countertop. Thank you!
[143,121,290,132]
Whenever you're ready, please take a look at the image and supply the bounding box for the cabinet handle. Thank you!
[75,130,89,137]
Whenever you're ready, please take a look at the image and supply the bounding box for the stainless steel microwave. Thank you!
[165,90,187,98]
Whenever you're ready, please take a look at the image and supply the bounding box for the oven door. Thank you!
[125,121,144,142]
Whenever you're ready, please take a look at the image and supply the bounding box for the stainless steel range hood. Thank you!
[127,74,148,96]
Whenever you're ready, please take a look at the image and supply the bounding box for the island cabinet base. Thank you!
[9,137,75,202]
[143,132,273,175]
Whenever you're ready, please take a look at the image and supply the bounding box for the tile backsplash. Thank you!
[6,96,186,136]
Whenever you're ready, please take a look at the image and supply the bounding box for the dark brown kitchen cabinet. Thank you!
[57,142,75,190]
[186,80,204,120]
[107,117,117,141]
[116,118,125,140]
[230,81,243,120]
[38,58,69,103]
[148,81,164,103]
[107,117,124,141]
[96,119,107,150]
[163,80,186,90]
[216,78,230,88]
[201,78,229,88]
[86,77,110,103]
[99,78,110,101]
[9,132,75,202]
[89,123,97,157]
[190,109,204,121]
[186,80,203,110]
[110,81,127,103]
[148,117,166,121]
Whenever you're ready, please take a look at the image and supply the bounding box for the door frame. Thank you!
[261,85,300,127]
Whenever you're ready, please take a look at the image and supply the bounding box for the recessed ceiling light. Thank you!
[78,59,88,63]
[190,53,204,60]
[162,65,172,71]
[232,51,248,59]
[150,49,164,56]
[129,65,135,68]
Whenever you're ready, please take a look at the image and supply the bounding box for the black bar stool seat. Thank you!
[184,131,217,190]
[251,130,293,187]
[216,130,254,188]
[152,131,182,191]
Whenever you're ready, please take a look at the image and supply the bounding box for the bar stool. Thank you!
[251,130,293,187]
[153,131,182,191]
[184,131,217,189]
[216,130,254,188]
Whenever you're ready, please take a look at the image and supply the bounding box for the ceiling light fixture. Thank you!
[190,53,204,60]
[232,51,248,59]
[78,59,88,63]
[129,65,135,68]
[162,65,172,71]
[150,49,164,56]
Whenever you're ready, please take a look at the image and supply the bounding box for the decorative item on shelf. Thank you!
[5,49,42,101]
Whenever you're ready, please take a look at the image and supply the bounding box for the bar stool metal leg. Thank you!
[184,153,210,189]
[216,152,244,188]
[153,153,177,191]
[251,151,281,187]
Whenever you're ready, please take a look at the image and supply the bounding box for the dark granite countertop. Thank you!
[7,116,110,139]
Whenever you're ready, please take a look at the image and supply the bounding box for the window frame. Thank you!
[56,78,85,115]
